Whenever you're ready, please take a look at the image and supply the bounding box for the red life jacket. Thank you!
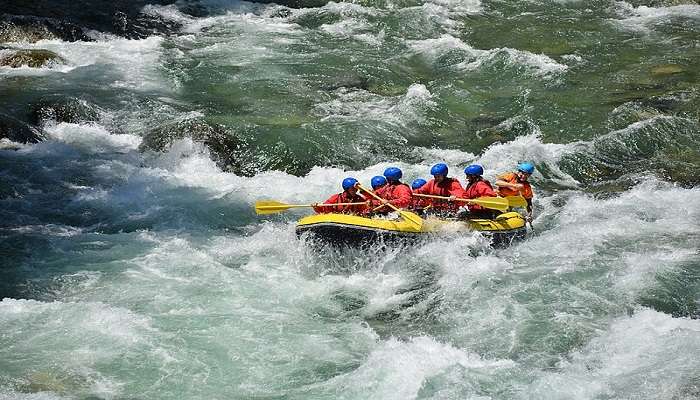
[313,191,368,214]
[373,182,412,211]
[410,196,431,210]
[414,177,464,211]
[460,179,495,211]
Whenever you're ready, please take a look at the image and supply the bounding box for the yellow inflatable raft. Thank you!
[295,211,527,247]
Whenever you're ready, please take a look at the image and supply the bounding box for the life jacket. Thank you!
[496,172,533,199]
[414,177,464,211]
[410,195,431,211]
[461,178,495,211]
[313,191,368,214]
[373,182,412,211]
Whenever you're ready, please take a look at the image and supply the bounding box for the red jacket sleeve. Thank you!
[413,183,427,195]
[313,193,340,213]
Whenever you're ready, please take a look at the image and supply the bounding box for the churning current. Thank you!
[1,0,699,399]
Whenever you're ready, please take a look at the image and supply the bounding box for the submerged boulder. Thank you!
[28,96,101,125]
[650,64,684,77]
[141,118,252,175]
[0,15,91,43]
[0,111,42,144]
[0,48,66,68]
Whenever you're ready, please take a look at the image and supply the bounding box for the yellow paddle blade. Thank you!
[469,197,509,212]
[254,200,298,215]
[398,210,423,230]
[505,196,528,208]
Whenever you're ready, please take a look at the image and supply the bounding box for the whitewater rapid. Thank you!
[2,0,700,399]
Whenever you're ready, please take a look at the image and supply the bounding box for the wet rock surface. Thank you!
[0,1,184,40]
[0,111,42,144]
[0,48,66,68]
[28,96,101,125]
[0,15,92,43]
[141,118,252,175]
[0,0,333,43]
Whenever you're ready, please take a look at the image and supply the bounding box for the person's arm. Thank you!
[495,173,524,192]
[313,193,339,213]
[413,183,427,195]
[495,179,523,191]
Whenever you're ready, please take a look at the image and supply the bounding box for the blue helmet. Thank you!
[383,167,402,181]
[464,164,484,176]
[430,163,448,176]
[411,178,427,190]
[342,177,358,190]
[371,175,387,189]
[517,162,535,175]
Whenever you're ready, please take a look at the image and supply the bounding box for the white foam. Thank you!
[314,83,435,131]
[0,138,27,150]
[9,224,83,237]
[316,1,381,17]
[182,7,300,35]
[320,19,372,37]
[141,4,196,25]
[476,132,582,187]
[613,2,700,32]
[0,36,167,91]
[460,47,569,78]
[428,0,483,15]
[0,298,152,345]
[43,122,142,153]
[330,336,514,399]
[408,34,478,61]
[0,391,66,400]
[518,179,700,278]
[413,146,477,167]
[527,308,700,399]
[408,35,567,78]
[616,248,698,294]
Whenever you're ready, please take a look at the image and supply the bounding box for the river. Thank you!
[1,0,699,399]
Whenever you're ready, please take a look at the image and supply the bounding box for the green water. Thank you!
[1,0,699,399]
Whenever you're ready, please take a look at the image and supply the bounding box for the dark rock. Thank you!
[0,0,184,40]
[28,96,101,125]
[0,111,42,144]
[0,48,66,68]
[1,0,333,41]
[0,15,91,43]
[141,118,251,175]
[321,75,370,91]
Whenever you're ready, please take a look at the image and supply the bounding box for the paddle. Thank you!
[356,184,423,230]
[255,200,367,215]
[412,193,509,212]
[505,195,528,208]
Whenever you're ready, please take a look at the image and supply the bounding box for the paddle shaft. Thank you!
[257,202,366,210]
[412,193,508,211]
[357,184,401,213]
[413,193,486,203]
[357,184,423,229]
[313,202,367,207]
